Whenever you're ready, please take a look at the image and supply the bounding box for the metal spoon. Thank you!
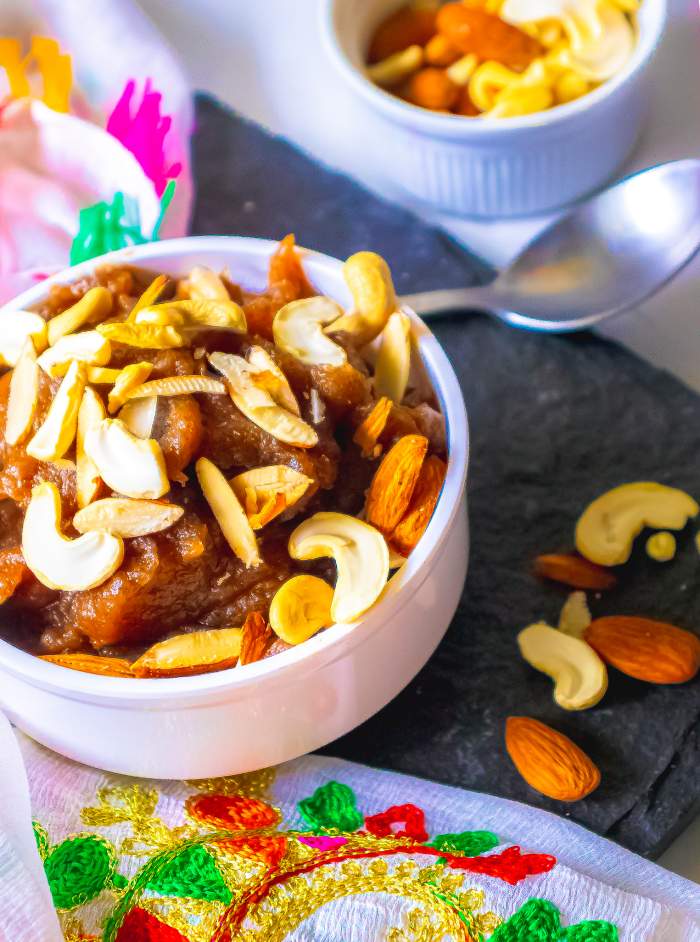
[402,160,700,332]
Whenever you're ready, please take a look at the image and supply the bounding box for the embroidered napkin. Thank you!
[1,715,698,942]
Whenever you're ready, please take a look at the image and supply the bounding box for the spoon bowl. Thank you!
[404,160,700,331]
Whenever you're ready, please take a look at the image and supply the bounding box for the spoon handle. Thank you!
[400,286,489,319]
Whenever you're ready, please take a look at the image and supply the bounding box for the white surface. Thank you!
[324,0,666,216]
[0,235,469,780]
[134,0,700,882]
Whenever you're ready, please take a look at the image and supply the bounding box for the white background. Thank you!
[136,0,700,880]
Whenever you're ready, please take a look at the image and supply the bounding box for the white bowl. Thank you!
[0,236,469,779]
[322,0,667,217]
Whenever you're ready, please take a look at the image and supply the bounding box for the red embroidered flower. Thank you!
[364,803,429,842]
[216,834,287,870]
[186,794,279,832]
[115,907,188,942]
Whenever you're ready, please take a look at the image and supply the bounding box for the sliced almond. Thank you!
[353,398,392,458]
[122,375,226,401]
[0,310,48,366]
[26,360,86,461]
[273,296,347,367]
[40,653,134,678]
[74,497,184,538]
[47,287,112,346]
[37,330,112,378]
[365,434,429,535]
[196,457,261,567]
[230,465,312,529]
[118,397,158,439]
[22,481,123,591]
[247,346,300,415]
[107,362,154,413]
[136,298,247,333]
[518,621,608,710]
[132,627,243,677]
[374,311,412,404]
[209,351,318,449]
[128,274,168,322]
[76,387,107,509]
[87,366,122,385]
[96,322,186,349]
[5,340,39,446]
[558,591,591,639]
[84,418,170,500]
[238,611,275,666]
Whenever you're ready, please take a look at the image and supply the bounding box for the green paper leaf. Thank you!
[297,781,363,833]
[428,830,499,857]
[146,844,231,904]
[44,835,116,910]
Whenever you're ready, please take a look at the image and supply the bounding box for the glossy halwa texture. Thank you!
[0,237,447,675]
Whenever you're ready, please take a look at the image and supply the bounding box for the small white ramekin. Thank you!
[322,0,667,217]
[0,236,469,779]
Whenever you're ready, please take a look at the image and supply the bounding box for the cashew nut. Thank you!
[273,296,347,367]
[209,351,318,449]
[47,286,112,346]
[136,298,247,333]
[0,310,48,367]
[118,397,158,440]
[132,626,242,677]
[22,482,124,591]
[288,512,390,623]
[446,53,478,86]
[374,311,412,404]
[84,418,170,500]
[196,457,261,568]
[329,252,398,346]
[367,44,424,88]
[74,497,184,538]
[558,5,634,81]
[518,621,608,710]
[26,359,86,461]
[269,574,335,644]
[76,387,106,509]
[5,340,39,446]
[37,330,112,378]
[107,362,154,413]
[97,322,186,349]
[183,266,230,301]
[575,482,699,566]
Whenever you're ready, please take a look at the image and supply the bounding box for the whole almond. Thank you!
[534,553,616,590]
[584,616,700,684]
[505,716,600,802]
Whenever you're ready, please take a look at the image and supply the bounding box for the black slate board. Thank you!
[192,94,700,859]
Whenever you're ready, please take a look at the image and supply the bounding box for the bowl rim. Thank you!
[0,235,469,705]
[321,0,667,136]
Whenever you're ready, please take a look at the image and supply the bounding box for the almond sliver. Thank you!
[128,274,168,322]
[87,367,122,385]
[40,653,134,678]
[73,498,184,538]
[76,387,106,509]
[196,457,261,567]
[230,465,312,530]
[132,627,243,677]
[5,339,39,446]
[47,287,112,346]
[123,375,227,400]
[26,360,86,461]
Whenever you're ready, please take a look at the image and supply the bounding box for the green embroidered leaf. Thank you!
[490,899,561,941]
[428,830,499,857]
[44,835,116,910]
[490,899,619,942]
[146,844,231,903]
[297,781,363,833]
[563,922,619,941]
